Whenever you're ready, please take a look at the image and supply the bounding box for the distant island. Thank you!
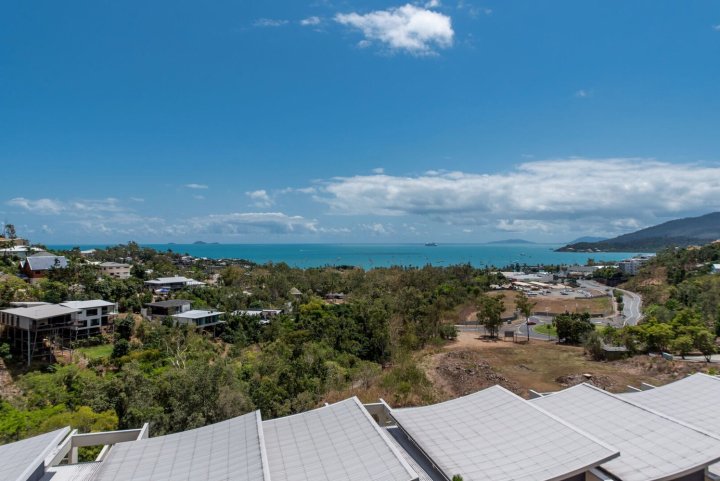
[557,212,720,252]
[486,239,535,245]
[193,241,220,245]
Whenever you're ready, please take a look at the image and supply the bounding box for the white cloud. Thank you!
[7,197,123,215]
[372,167,385,174]
[312,159,720,236]
[185,183,208,190]
[193,195,205,201]
[130,197,145,203]
[301,16,322,26]
[575,89,592,98]
[362,222,391,234]
[713,24,720,31]
[246,189,274,207]
[188,212,318,235]
[7,198,64,214]
[457,1,492,18]
[335,4,454,55]
[254,18,289,27]
[425,0,441,7]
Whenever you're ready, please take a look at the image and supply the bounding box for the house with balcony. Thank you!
[144,299,192,319]
[171,309,225,328]
[144,276,205,291]
[0,303,78,365]
[98,262,131,279]
[60,300,118,337]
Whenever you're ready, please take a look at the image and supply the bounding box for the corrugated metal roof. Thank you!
[26,255,68,271]
[93,411,270,481]
[263,397,418,481]
[390,385,618,481]
[0,304,78,320]
[532,383,720,481]
[0,427,69,481]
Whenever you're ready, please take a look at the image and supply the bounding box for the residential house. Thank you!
[233,308,283,324]
[20,253,68,283]
[171,310,225,328]
[712,264,720,274]
[98,262,131,279]
[60,300,118,337]
[144,276,205,291]
[0,303,78,365]
[145,299,191,319]
[618,254,655,276]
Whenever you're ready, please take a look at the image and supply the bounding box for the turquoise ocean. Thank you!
[48,243,644,270]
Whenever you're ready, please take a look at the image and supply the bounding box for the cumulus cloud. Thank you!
[254,18,289,27]
[311,159,720,235]
[301,16,322,26]
[246,189,273,207]
[185,183,208,190]
[335,4,454,55]
[188,212,318,235]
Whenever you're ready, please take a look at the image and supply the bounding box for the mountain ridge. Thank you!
[556,212,720,252]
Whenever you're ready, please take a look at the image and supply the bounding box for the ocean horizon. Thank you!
[47,243,646,269]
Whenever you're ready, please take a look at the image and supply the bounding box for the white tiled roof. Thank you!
[93,411,270,481]
[532,383,720,481]
[389,385,618,481]
[60,300,116,310]
[0,428,69,481]
[619,373,720,434]
[263,397,418,481]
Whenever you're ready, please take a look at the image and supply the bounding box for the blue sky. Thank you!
[1,0,719,244]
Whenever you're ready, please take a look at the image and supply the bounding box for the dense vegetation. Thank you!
[588,242,720,360]
[0,243,503,442]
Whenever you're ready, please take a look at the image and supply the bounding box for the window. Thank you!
[101,316,108,325]
[90,319,100,327]
[86,309,98,316]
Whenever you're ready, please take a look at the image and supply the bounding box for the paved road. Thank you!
[577,279,643,326]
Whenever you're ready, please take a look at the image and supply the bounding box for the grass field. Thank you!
[534,324,557,336]
[77,344,113,360]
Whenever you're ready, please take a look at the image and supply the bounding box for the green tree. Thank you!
[477,295,505,338]
[671,335,694,359]
[553,312,594,344]
[515,291,537,342]
[693,330,716,362]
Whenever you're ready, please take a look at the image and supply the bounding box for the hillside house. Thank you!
[145,299,192,319]
[60,300,118,337]
[0,303,78,365]
[20,253,68,282]
[144,276,205,291]
[171,310,225,328]
[98,262,131,279]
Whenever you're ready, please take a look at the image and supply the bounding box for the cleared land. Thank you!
[487,290,613,318]
[423,331,713,400]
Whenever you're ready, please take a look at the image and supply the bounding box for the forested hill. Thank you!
[557,212,720,252]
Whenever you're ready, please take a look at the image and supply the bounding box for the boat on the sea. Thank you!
[425,242,438,247]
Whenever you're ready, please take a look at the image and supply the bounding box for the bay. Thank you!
[48,243,645,269]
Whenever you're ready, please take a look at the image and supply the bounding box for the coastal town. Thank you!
[4,1,720,480]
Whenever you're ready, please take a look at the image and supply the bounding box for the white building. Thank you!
[144,276,206,290]
[712,264,720,274]
[60,300,118,334]
[98,262,131,279]
[618,254,656,276]
[171,309,225,328]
